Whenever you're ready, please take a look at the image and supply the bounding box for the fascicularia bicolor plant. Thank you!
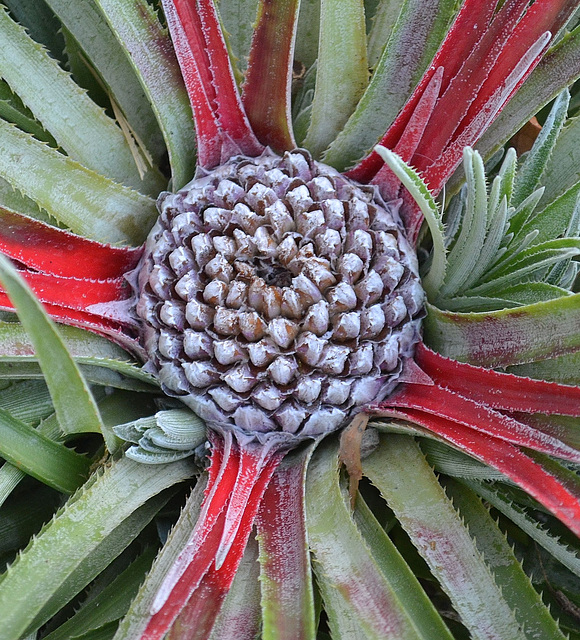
[0,0,580,638]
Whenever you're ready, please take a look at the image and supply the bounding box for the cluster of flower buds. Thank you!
[136,149,424,443]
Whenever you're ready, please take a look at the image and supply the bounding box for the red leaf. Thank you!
[381,382,580,463]
[412,0,531,180]
[0,210,141,279]
[415,343,580,417]
[161,0,262,168]
[375,406,580,536]
[242,0,299,153]
[347,0,497,183]
[143,431,283,640]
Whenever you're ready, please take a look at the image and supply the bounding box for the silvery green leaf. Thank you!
[375,146,447,297]
[438,148,488,298]
[512,89,569,208]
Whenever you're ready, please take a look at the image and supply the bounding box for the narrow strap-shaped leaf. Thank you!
[302,0,368,158]
[3,271,132,314]
[208,536,261,640]
[472,19,580,183]
[161,0,262,169]
[0,455,193,640]
[413,0,532,178]
[363,434,526,640]
[347,0,498,182]
[217,0,260,77]
[0,322,150,384]
[42,547,158,640]
[0,6,163,195]
[0,255,105,439]
[423,31,550,194]
[470,238,580,293]
[169,453,278,640]
[512,88,570,207]
[306,437,451,640]
[113,478,207,640]
[93,0,197,190]
[415,342,580,416]
[371,66,443,203]
[0,406,90,493]
[143,432,283,640]
[466,480,580,577]
[0,120,157,245]
[352,489,454,640]
[325,0,458,172]
[45,0,166,169]
[423,295,580,368]
[443,478,568,640]
[0,293,138,354]
[373,410,580,536]
[438,148,489,297]
[383,382,580,462]
[375,147,446,287]
[242,0,299,153]
[508,350,580,386]
[255,446,316,640]
[0,209,141,279]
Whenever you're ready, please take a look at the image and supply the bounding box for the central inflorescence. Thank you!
[136,150,424,443]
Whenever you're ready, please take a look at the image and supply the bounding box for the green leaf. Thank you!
[0,6,164,195]
[0,455,193,640]
[209,536,261,639]
[324,0,458,171]
[465,481,580,580]
[0,255,104,440]
[515,182,580,251]
[420,439,508,483]
[42,547,158,640]
[114,476,206,640]
[352,489,453,640]
[444,478,567,640]
[0,79,56,145]
[44,0,167,172]
[306,437,452,640]
[93,0,197,190]
[423,295,580,368]
[512,89,570,208]
[363,435,526,640]
[302,0,368,158]
[538,113,580,207]
[217,0,260,77]
[468,238,580,295]
[0,322,156,387]
[3,0,65,62]
[438,148,489,297]
[366,0,405,68]
[0,406,90,493]
[294,0,321,70]
[376,146,447,296]
[0,120,157,244]
[256,447,317,640]
[508,351,580,386]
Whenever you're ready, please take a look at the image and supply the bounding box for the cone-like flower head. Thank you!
[137,149,423,442]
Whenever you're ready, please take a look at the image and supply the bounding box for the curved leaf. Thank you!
[423,295,580,368]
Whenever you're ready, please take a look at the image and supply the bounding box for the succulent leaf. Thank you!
[302,0,369,158]
[0,5,164,195]
[93,0,197,190]
[363,435,527,640]
[0,456,193,640]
